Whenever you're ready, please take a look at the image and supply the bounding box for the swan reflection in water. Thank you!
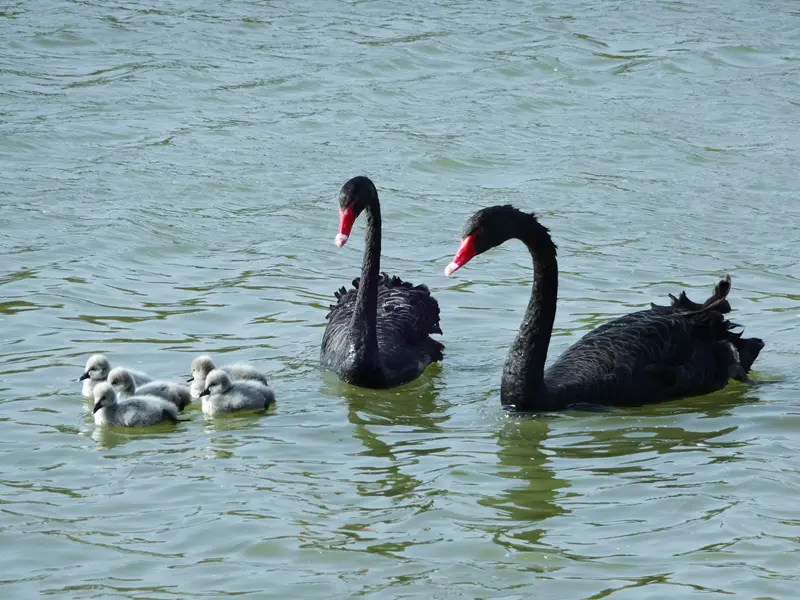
[484,383,760,565]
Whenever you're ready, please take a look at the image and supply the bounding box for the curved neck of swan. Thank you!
[351,199,381,354]
[501,216,558,408]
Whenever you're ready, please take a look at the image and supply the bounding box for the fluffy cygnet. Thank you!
[107,367,192,411]
[200,369,275,416]
[188,355,270,398]
[92,382,178,427]
[79,354,152,398]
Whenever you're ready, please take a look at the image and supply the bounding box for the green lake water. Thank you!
[1,1,799,597]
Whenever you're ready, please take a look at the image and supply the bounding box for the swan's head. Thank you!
[200,369,232,397]
[80,354,111,382]
[445,205,535,276]
[108,367,136,396]
[189,355,216,383]
[92,382,118,413]
[334,176,378,247]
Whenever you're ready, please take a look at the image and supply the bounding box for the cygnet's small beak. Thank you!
[186,376,194,383]
[79,372,90,381]
[92,403,102,414]
[199,388,210,397]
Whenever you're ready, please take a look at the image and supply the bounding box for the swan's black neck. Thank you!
[500,213,559,409]
[351,198,381,360]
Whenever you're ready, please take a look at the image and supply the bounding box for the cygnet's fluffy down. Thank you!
[200,369,275,416]
[92,382,178,427]
[107,367,192,411]
[79,354,152,398]
[188,355,270,398]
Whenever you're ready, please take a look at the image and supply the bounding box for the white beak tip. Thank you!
[334,234,348,247]
[444,262,460,277]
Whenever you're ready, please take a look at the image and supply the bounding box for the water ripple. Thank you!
[1,0,799,597]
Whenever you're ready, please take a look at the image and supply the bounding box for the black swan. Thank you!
[444,205,764,410]
[321,176,444,389]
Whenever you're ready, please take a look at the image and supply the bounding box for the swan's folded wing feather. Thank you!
[547,311,690,380]
[324,281,359,335]
[375,273,443,345]
[325,273,442,343]
[322,273,445,379]
[326,279,359,319]
[546,306,744,404]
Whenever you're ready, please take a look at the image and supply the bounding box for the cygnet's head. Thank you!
[92,382,118,413]
[200,369,232,397]
[189,355,216,383]
[107,367,136,396]
[80,354,110,382]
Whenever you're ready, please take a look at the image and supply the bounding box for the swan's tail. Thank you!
[666,276,764,379]
[428,338,445,363]
[731,333,765,374]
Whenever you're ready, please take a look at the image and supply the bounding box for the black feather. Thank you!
[324,272,444,379]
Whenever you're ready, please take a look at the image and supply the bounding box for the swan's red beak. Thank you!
[334,206,356,247]
[444,234,476,276]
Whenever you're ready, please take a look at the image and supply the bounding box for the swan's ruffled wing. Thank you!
[374,274,443,345]
[321,282,359,360]
[322,273,444,361]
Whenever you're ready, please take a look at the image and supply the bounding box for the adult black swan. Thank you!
[321,176,444,389]
[444,205,764,410]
